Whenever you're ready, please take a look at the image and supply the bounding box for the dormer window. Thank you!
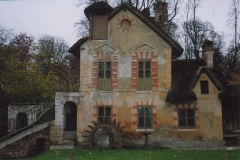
[200,81,209,94]
[91,15,108,40]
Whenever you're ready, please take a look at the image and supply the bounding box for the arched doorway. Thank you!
[63,101,77,140]
[16,112,27,130]
[36,138,46,155]
[64,101,77,131]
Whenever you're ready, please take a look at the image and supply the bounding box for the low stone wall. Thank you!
[0,127,50,159]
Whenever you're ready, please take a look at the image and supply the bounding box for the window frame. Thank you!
[98,106,112,123]
[137,60,152,91]
[97,61,112,91]
[137,106,153,129]
[178,108,196,129]
[200,80,209,94]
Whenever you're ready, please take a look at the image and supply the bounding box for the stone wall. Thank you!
[53,92,81,144]
[0,127,50,159]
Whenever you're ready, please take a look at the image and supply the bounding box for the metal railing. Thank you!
[0,103,55,142]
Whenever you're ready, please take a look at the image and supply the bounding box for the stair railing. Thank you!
[5,103,55,138]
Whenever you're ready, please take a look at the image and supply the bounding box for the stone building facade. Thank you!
[54,2,226,149]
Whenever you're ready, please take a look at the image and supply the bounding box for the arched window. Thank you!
[64,102,77,131]
[16,112,27,130]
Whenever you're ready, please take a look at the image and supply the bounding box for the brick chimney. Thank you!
[202,40,214,68]
[153,1,168,33]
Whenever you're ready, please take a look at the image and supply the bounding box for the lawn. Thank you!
[17,149,240,160]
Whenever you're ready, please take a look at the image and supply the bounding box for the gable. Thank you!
[109,8,169,55]
[108,3,183,57]
[191,67,225,92]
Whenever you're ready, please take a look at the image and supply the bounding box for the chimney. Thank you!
[153,1,168,33]
[202,40,214,68]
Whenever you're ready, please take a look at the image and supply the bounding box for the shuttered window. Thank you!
[98,61,112,90]
[92,15,108,40]
[138,60,151,90]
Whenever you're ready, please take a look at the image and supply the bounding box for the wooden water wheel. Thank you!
[83,118,124,149]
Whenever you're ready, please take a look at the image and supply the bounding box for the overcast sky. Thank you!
[0,0,232,48]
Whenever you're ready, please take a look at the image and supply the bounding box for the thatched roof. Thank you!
[166,59,226,102]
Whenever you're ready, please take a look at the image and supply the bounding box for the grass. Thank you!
[17,149,240,160]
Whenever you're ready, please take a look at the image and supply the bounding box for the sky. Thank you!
[0,0,233,48]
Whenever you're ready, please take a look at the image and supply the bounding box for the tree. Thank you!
[36,35,69,78]
[60,54,80,91]
[75,0,183,37]
[0,24,13,46]
[74,17,89,38]
[9,33,35,64]
[0,44,59,102]
[228,0,240,50]
[182,19,215,59]
[223,0,240,82]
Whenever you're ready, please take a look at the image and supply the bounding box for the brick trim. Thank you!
[131,52,158,90]
[92,53,118,90]
[172,103,199,130]
[92,100,118,122]
[131,101,157,130]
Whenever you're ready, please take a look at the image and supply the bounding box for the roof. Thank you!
[69,2,183,57]
[84,1,113,19]
[68,37,88,59]
[166,59,205,102]
[165,59,226,102]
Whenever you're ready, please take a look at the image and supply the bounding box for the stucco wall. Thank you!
[193,73,223,140]
[55,7,224,149]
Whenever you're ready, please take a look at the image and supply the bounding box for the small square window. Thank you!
[178,109,195,129]
[200,81,209,94]
[98,106,111,123]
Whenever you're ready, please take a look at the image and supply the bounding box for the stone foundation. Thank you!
[0,127,50,159]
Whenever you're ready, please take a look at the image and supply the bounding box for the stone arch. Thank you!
[64,101,77,131]
[16,112,28,130]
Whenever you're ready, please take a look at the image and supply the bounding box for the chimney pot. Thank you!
[154,2,168,32]
[202,40,214,68]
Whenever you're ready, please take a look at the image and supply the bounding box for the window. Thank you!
[200,81,209,94]
[178,109,195,129]
[98,106,111,123]
[138,60,151,90]
[16,112,27,130]
[137,106,152,128]
[98,61,112,90]
[91,15,108,40]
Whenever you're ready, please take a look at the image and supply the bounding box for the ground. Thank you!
[18,149,240,160]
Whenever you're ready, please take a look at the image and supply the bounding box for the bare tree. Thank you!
[74,0,183,37]
[74,17,89,38]
[224,0,240,81]
[228,0,240,50]
[183,19,215,59]
[0,24,13,46]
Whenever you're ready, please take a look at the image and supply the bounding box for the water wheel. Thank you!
[83,118,124,149]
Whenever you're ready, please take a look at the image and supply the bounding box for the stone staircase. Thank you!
[0,104,55,149]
